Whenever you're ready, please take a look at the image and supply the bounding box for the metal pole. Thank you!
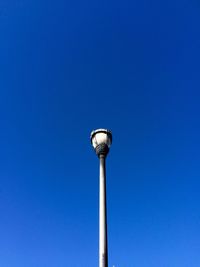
[99,154,108,267]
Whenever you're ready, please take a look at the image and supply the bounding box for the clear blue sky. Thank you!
[0,0,200,266]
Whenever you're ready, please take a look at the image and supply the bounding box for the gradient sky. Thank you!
[0,0,200,266]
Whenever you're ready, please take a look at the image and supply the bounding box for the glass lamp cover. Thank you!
[92,132,111,148]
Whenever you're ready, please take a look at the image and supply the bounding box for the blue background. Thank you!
[0,0,200,266]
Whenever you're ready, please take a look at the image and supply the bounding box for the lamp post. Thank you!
[90,129,112,267]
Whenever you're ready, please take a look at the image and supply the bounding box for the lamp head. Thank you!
[90,129,112,157]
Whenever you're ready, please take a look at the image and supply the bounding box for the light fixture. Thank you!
[90,129,112,157]
[90,128,112,267]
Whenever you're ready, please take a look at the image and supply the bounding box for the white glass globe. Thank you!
[90,129,112,149]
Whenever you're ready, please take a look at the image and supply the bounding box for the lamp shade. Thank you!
[90,129,112,149]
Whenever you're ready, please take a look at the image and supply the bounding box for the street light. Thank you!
[90,129,112,267]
